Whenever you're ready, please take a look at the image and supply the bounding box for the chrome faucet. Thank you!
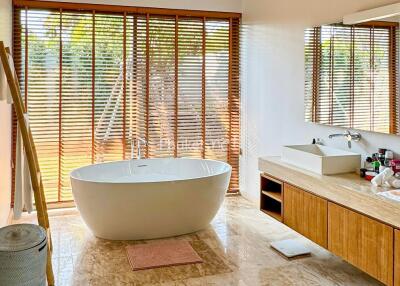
[136,137,147,160]
[130,137,147,159]
[328,130,361,149]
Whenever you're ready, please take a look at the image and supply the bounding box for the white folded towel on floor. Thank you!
[13,113,33,219]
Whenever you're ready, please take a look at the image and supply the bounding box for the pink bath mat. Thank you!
[126,240,203,271]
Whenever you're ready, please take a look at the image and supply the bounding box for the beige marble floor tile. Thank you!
[12,196,383,286]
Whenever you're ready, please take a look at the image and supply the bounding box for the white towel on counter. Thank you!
[371,168,394,187]
[13,113,33,219]
[378,190,400,203]
[0,51,14,104]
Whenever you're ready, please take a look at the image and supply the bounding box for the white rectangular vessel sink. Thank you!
[282,144,361,175]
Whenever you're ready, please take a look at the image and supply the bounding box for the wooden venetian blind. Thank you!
[305,23,399,134]
[12,1,241,204]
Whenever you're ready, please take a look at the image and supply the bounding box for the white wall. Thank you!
[0,0,12,226]
[40,0,242,12]
[240,0,400,202]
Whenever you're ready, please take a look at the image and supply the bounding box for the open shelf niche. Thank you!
[260,173,283,222]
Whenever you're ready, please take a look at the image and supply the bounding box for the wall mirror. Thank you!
[304,18,399,135]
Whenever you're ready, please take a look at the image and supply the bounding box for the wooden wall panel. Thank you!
[283,183,328,248]
[328,202,393,286]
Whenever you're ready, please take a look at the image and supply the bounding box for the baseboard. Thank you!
[6,208,13,225]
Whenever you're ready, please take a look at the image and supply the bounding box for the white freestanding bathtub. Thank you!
[70,158,231,240]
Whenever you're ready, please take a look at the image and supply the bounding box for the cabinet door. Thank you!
[283,183,327,248]
[395,230,400,286]
[328,202,393,286]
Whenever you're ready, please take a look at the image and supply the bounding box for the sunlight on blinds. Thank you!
[13,6,240,203]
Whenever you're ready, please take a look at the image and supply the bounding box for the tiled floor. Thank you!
[13,196,382,286]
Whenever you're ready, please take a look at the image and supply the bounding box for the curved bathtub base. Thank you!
[70,158,231,240]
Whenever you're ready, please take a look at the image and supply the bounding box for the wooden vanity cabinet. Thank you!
[260,171,398,285]
[283,184,328,248]
[328,203,393,286]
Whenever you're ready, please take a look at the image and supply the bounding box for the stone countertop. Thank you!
[259,156,400,229]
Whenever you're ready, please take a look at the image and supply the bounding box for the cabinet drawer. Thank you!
[283,183,327,248]
[328,203,393,285]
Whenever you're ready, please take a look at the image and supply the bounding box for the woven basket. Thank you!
[0,224,47,286]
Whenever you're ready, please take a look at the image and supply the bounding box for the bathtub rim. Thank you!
[70,157,232,185]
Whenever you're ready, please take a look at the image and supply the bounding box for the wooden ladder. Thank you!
[0,41,55,286]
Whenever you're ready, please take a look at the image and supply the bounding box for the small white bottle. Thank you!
[385,150,394,167]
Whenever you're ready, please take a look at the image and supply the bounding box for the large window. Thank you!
[12,1,240,204]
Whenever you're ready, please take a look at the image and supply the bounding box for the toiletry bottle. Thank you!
[385,150,394,167]
[378,148,386,166]
[364,157,373,170]
[392,160,400,174]
[372,161,380,173]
